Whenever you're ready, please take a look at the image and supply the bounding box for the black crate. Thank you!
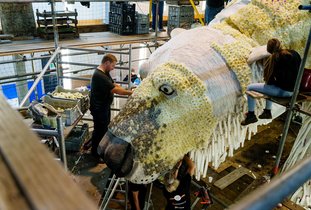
[109,23,135,35]
[136,23,149,34]
[65,124,89,152]
[109,2,136,35]
[168,5,194,20]
[135,13,149,34]
[110,2,135,15]
[167,5,193,35]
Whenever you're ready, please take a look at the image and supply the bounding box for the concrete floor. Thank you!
[67,114,302,210]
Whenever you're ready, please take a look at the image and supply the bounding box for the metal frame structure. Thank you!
[273,15,311,175]
[0,1,164,178]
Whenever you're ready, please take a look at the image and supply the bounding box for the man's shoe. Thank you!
[150,28,155,32]
[258,109,272,119]
[159,28,166,32]
[241,112,258,126]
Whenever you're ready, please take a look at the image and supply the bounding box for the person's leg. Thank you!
[204,3,209,24]
[90,110,110,156]
[151,3,156,30]
[158,1,164,30]
[207,5,224,23]
[245,83,293,121]
[246,83,267,112]
[248,83,293,109]
[241,83,265,125]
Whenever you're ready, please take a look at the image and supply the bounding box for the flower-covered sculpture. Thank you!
[98,0,311,198]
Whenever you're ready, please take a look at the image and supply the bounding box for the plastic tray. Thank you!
[49,86,90,114]
[65,124,89,152]
[42,95,81,126]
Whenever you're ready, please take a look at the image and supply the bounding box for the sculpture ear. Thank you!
[247,45,271,65]
[170,28,186,38]
[139,61,151,79]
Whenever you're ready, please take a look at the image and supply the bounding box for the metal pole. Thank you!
[59,76,91,81]
[145,182,153,210]
[0,54,52,65]
[19,47,61,107]
[32,128,59,136]
[51,0,59,49]
[125,180,128,210]
[56,116,67,171]
[51,0,63,86]
[229,155,311,210]
[273,25,311,175]
[58,61,98,67]
[155,0,159,41]
[0,69,56,81]
[30,53,39,101]
[63,47,130,55]
[128,44,132,89]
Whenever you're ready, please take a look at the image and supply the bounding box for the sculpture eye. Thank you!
[159,84,175,96]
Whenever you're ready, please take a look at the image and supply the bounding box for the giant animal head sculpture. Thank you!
[99,0,311,184]
[99,63,217,183]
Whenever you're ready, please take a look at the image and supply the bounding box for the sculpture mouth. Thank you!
[98,130,134,177]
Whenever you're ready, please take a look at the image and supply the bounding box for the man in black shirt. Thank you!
[88,54,132,157]
[162,155,195,210]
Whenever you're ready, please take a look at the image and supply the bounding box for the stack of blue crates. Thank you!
[167,5,194,35]
[109,2,136,35]
[135,12,149,34]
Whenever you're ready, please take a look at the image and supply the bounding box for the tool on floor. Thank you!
[192,186,213,210]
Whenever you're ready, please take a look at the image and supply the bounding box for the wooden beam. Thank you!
[0,95,97,210]
[0,32,169,56]
[0,156,30,210]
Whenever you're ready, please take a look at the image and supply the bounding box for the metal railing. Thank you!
[229,155,311,210]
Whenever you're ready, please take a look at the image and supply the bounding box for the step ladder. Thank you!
[99,174,154,210]
[99,174,128,210]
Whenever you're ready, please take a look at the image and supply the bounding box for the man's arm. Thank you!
[111,84,133,96]
[132,191,141,210]
[184,155,195,176]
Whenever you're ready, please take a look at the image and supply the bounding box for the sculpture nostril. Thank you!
[98,131,134,177]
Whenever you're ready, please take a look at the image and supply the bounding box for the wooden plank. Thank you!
[214,167,251,190]
[0,31,170,56]
[0,95,97,210]
[282,199,305,210]
[0,156,30,210]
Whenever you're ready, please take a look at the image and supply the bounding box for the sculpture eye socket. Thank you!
[159,84,175,96]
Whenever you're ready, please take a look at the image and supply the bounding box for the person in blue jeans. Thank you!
[151,0,165,32]
[205,0,225,24]
[241,38,302,126]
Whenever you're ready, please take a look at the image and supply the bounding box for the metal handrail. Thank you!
[19,47,61,107]
[229,155,311,210]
